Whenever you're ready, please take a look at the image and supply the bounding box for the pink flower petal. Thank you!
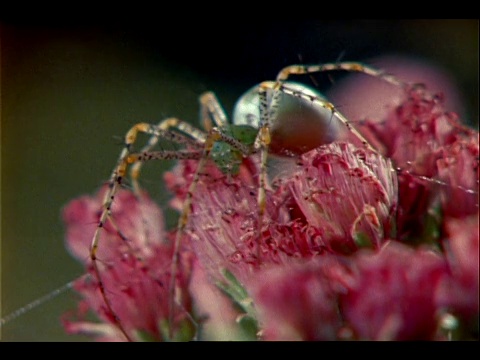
[437,137,479,218]
[437,215,479,320]
[341,241,448,340]
[286,142,397,253]
[248,257,350,340]
[63,186,166,263]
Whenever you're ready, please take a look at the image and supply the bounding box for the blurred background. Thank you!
[1,19,478,341]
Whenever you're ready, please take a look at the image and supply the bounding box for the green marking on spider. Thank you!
[210,124,258,175]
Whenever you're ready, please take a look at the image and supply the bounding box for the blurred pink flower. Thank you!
[327,55,466,122]
[340,241,448,340]
[437,137,479,218]
[437,215,479,321]
[247,256,350,340]
[62,187,195,341]
[249,241,450,341]
[348,85,478,240]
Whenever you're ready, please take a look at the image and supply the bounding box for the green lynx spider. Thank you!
[90,62,407,341]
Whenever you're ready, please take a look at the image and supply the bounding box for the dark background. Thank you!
[1,20,478,341]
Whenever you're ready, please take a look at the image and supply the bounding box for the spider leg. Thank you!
[128,92,250,339]
[257,61,410,157]
[251,83,272,261]
[90,121,207,342]
[200,91,228,130]
[275,62,408,88]
[166,125,253,338]
[129,91,229,195]
[129,118,206,195]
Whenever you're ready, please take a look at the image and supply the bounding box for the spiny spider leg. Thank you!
[123,92,250,339]
[166,123,254,338]
[128,119,210,269]
[275,62,408,88]
[258,61,410,155]
[129,93,228,195]
[129,118,207,195]
[91,119,213,341]
[252,83,271,260]
[251,80,374,262]
[200,91,229,130]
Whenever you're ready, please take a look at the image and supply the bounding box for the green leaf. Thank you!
[216,269,259,340]
[156,317,197,342]
[353,231,374,249]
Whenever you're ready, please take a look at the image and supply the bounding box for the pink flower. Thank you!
[327,55,466,123]
[437,137,479,218]
[285,142,397,253]
[165,141,397,286]
[188,258,248,340]
[63,186,165,263]
[247,257,350,341]
[248,241,451,341]
[62,186,195,341]
[437,215,479,321]
[349,86,477,240]
[340,241,448,341]
[62,60,479,341]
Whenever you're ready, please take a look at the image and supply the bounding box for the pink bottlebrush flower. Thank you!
[284,141,397,253]
[340,241,449,341]
[162,82,476,341]
[346,85,478,242]
[62,186,195,341]
[164,141,397,285]
[164,156,286,284]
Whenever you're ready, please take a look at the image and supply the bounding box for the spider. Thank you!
[88,62,410,341]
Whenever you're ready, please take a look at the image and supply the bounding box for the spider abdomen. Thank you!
[233,82,340,157]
